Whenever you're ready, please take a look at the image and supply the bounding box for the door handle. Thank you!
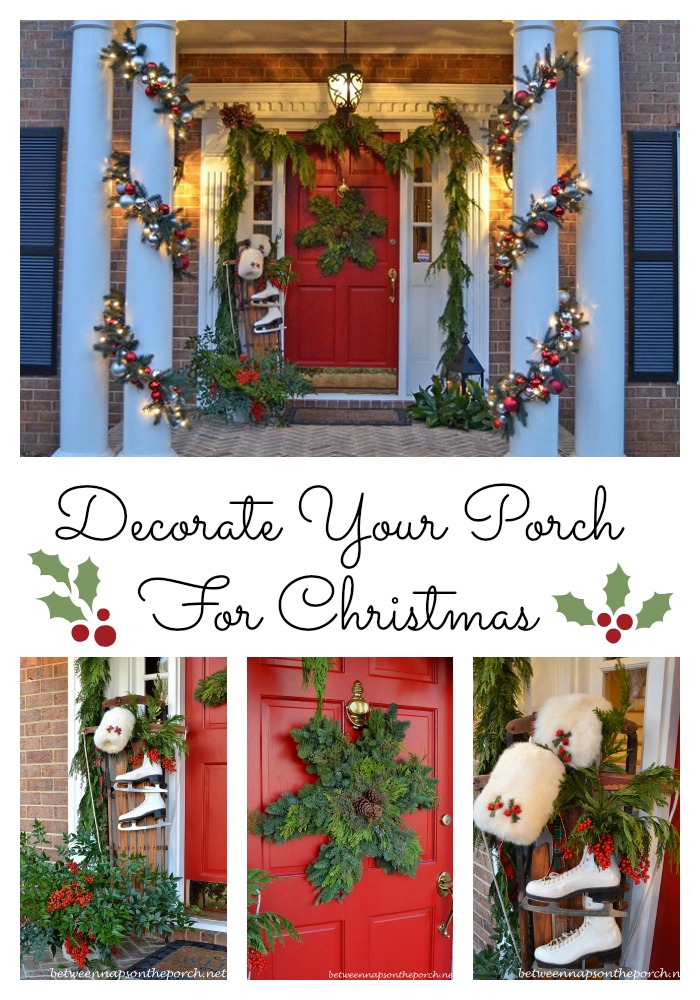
[388,268,397,304]
[437,870,453,938]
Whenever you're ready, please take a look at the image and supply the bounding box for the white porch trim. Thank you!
[190,81,503,396]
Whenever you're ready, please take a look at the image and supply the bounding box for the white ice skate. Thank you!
[250,280,279,304]
[534,894,622,967]
[113,755,164,790]
[117,793,170,832]
[253,305,283,332]
[526,849,620,902]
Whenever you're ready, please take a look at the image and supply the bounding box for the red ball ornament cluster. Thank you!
[487,292,586,437]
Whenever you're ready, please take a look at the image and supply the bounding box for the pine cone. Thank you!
[364,789,385,806]
[355,796,383,820]
[220,102,255,130]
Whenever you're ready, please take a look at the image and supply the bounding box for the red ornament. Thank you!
[143,366,152,375]
[497,133,508,145]
[539,385,550,398]
[493,419,502,429]
[549,379,564,395]
[151,390,163,402]
[548,353,561,366]
[148,380,161,390]
[502,119,512,128]
[502,233,514,244]
[514,89,530,103]
[504,276,512,288]
[553,205,565,217]
[160,203,170,214]
[551,184,562,196]
[503,396,519,413]
[515,375,527,385]
[493,262,503,272]
[175,230,186,240]
[124,182,136,195]
[533,218,549,234]
[544,77,557,90]
[530,377,542,387]
[178,255,190,270]
[171,105,181,115]
[146,62,158,69]
[559,173,571,184]
[144,85,158,98]
[125,351,137,363]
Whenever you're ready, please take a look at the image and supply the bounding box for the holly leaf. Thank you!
[553,592,594,626]
[636,593,672,629]
[75,557,100,610]
[28,550,71,589]
[604,564,631,614]
[38,592,86,623]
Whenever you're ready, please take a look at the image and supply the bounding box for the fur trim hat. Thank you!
[474,742,565,846]
[533,693,612,768]
[94,706,135,754]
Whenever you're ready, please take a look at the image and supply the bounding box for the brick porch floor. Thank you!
[108,419,575,457]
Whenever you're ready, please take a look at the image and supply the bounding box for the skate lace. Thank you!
[548,924,586,950]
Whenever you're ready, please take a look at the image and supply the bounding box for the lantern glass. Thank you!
[328,63,364,114]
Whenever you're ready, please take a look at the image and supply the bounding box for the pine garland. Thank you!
[68,658,111,844]
[473,657,533,775]
[193,667,227,707]
[300,657,334,717]
[251,704,438,903]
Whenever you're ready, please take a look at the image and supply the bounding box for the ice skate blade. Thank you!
[114,773,163,787]
[113,783,168,795]
[521,895,627,918]
[536,946,622,970]
[117,819,172,833]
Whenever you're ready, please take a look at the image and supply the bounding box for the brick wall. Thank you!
[20,22,679,456]
[20,657,69,852]
[474,840,495,953]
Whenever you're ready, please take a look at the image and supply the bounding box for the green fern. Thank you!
[247,869,302,955]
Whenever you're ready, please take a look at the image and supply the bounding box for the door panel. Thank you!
[185,657,227,883]
[284,136,401,372]
[248,657,452,979]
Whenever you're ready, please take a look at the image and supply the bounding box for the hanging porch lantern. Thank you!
[327,21,363,125]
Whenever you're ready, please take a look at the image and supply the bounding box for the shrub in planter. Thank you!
[20,821,193,969]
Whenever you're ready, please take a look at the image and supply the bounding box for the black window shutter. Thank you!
[628,131,679,382]
[20,127,63,375]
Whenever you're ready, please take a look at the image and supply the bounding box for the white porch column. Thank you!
[55,21,113,457]
[122,19,177,456]
[575,21,625,456]
[509,20,559,457]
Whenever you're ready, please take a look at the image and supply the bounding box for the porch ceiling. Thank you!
[167,20,578,55]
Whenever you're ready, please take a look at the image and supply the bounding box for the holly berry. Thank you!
[562,738,569,746]
[597,612,612,627]
[606,628,621,644]
[513,805,522,814]
[94,625,116,648]
[72,623,89,642]
[96,608,110,622]
[504,809,512,817]
[495,801,503,809]
[487,803,494,811]
[617,613,633,630]
[562,755,571,763]
[556,729,565,737]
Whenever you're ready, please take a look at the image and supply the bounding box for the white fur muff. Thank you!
[93,706,135,754]
[474,742,566,846]
[532,693,612,768]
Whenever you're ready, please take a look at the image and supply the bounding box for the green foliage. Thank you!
[301,657,334,716]
[555,661,680,870]
[247,869,302,955]
[193,667,227,707]
[68,658,111,845]
[215,128,248,352]
[254,705,438,904]
[408,376,493,431]
[20,821,193,968]
[293,190,387,276]
[128,678,188,761]
[186,333,314,424]
[473,658,533,776]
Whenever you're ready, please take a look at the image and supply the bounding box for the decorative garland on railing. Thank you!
[94,293,189,427]
[486,44,578,187]
[104,152,193,277]
[486,291,586,436]
[492,169,590,287]
[215,99,482,367]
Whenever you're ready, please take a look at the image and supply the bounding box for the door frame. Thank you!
[192,81,503,396]
[68,656,225,935]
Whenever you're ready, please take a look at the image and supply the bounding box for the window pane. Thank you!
[413,149,431,184]
[413,226,432,263]
[253,185,272,221]
[413,187,432,223]
[254,160,273,182]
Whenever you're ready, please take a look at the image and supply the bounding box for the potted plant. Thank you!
[247,868,301,978]
[21,821,194,969]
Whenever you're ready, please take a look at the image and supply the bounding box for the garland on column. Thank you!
[486,44,578,187]
[486,291,586,437]
[485,45,592,437]
[68,658,111,845]
[93,294,189,427]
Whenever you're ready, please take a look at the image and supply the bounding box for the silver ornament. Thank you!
[514,240,526,254]
[564,184,578,196]
[539,364,553,377]
[497,403,507,415]
[135,197,146,209]
[497,255,511,268]
[124,41,136,55]
[141,73,151,85]
[518,114,530,128]
[157,74,170,86]
[181,112,192,124]
[171,95,181,105]
[524,387,535,398]
[527,80,539,93]
[572,328,582,342]
[119,194,135,209]
[179,238,191,250]
[560,311,572,324]
[558,289,571,305]
[539,194,557,211]
[561,331,574,343]
[116,183,126,195]
[110,361,126,378]
[147,232,161,246]
[131,55,145,71]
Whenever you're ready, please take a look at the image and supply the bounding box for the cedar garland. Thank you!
[68,657,111,844]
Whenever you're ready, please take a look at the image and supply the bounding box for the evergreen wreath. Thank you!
[69,658,111,845]
[251,704,438,903]
[293,189,387,276]
[193,667,227,707]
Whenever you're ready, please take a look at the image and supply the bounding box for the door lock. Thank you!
[436,871,453,938]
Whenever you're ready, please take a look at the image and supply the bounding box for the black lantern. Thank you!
[447,332,485,392]
[327,21,363,125]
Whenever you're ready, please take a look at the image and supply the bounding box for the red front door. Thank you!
[185,657,227,884]
[284,137,400,373]
[248,657,453,980]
